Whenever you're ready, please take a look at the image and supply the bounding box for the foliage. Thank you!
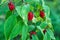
[0,0,57,40]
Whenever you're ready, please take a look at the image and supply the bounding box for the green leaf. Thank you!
[24,0,39,3]
[16,4,30,25]
[43,32,47,40]
[0,0,8,5]
[43,32,51,40]
[27,38,30,40]
[36,30,43,40]
[24,0,42,5]
[36,26,44,36]
[22,25,28,40]
[5,11,13,19]
[4,15,17,40]
[43,5,50,17]
[32,35,39,40]
[40,22,47,29]
[28,25,35,32]
[47,29,55,40]
[0,4,9,15]
[10,20,23,39]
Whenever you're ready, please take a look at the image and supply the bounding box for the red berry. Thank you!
[30,31,36,35]
[8,2,15,11]
[30,31,36,39]
[43,29,46,34]
[28,12,34,21]
[40,11,45,18]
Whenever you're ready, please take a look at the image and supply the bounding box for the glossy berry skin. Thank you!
[8,2,15,11]
[40,11,45,18]
[43,29,46,34]
[28,12,34,21]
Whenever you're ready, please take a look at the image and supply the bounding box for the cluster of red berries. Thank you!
[8,1,46,39]
[8,2,45,20]
[29,30,46,39]
[28,11,45,21]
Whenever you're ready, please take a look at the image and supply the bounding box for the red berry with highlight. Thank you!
[8,2,15,11]
[40,11,45,18]
[28,12,34,21]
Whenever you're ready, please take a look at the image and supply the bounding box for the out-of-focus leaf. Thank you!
[0,4,9,15]
[0,0,8,5]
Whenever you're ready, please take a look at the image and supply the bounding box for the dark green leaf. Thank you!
[5,11,13,19]
[36,30,43,40]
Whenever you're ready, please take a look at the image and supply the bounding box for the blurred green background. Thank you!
[0,0,60,40]
[45,0,60,40]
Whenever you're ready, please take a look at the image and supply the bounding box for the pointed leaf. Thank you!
[4,15,17,40]
[47,29,55,40]
[43,32,51,40]
[10,20,23,39]
[32,35,39,40]
[40,22,47,29]
[22,25,28,40]
[16,4,30,25]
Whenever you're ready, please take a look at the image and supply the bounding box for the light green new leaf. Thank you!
[32,35,39,40]
[4,15,17,40]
